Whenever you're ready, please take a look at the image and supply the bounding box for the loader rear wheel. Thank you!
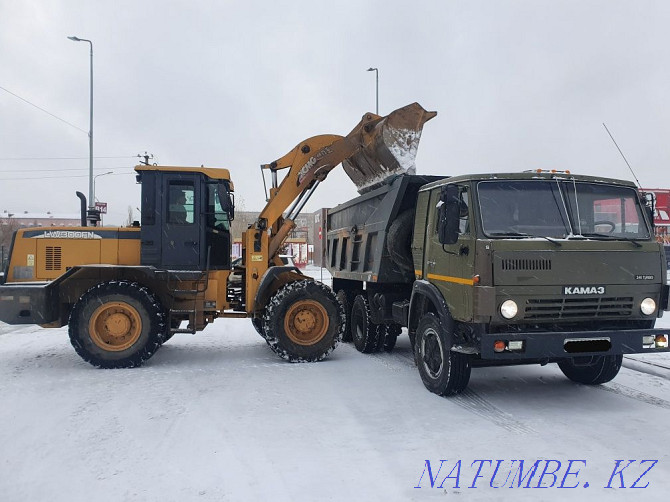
[68,281,165,368]
[336,289,353,343]
[558,355,622,385]
[263,280,343,362]
[351,294,384,353]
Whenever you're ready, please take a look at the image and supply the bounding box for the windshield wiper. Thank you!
[489,232,562,247]
[570,233,642,248]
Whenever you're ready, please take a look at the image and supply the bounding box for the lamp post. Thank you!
[367,67,379,114]
[93,171,113,202]
[67,36,94,223]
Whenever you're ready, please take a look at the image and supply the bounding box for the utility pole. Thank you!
[137,152,154,166]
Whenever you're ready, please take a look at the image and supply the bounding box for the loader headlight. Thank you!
[500,300,518,319]
[640,298,656,316]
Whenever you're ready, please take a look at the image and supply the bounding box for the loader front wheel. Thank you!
[68,281,165,368]
[263,280,343,362]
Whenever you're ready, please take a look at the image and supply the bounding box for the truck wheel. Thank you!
[557,355,622,385]
[68,281,165,368]
[350,294,383,353]
[336,289,353,342]
[263,280,343,362]
[415,313,470,395]
[387,209,415,273]
[383,324,402,352]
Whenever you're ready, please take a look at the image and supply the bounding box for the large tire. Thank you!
[558,355,622,385]
[415,313,470,395]
[336,289,353,343]
[350,294,384,353]
[263,280,343,362]
[251,317,265,339]
[68,281,165,368]
[386,209,415,273]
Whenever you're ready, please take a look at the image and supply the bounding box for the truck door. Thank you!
[424,183,475,321]
[161,175,202,269]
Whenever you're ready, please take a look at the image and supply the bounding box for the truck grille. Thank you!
[501,258,551,271]
[524,296,633,319]
[45,246,62,271]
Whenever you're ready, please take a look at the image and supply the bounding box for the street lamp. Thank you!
[93,171,113,202]
[68,35,94,223]
[367,67,379,115]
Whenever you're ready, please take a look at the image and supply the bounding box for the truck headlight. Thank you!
[500,300,518,319]
[640,298,656,316]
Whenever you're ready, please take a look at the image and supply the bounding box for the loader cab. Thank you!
[136,165,234,271]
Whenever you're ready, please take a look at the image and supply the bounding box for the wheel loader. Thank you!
[0,103,435,368]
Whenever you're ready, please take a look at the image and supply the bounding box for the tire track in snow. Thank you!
[364,346,536,434]
[451,389,537,434]
[597,382,670,410]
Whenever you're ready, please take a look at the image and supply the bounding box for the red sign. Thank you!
[95,202,108,214]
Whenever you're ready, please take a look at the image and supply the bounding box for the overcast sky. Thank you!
[2,0,670,225]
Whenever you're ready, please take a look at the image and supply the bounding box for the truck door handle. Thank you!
[427,260,436,267]
[185,241,197,246]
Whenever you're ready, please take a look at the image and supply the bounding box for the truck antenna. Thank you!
[602,123,641,188]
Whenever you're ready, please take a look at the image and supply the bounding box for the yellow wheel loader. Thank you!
[0,103,435,367]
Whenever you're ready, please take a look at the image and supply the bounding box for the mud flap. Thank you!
[343,102,437,193]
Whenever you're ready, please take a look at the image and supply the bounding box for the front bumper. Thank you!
[480,328,670,360]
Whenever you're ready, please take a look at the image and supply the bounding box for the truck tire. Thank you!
[350,294,384,353]
[383,324,402,352]
[415,313,470,395]
[557,355,622,385]
[387,209,415,273]
[336,289,353,342]
[263,280,343,362]
[68,281,165,368]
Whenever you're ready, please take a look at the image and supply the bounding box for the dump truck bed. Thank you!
[326,174,442,284]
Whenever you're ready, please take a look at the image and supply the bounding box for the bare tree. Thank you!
[0,214,19,268]
[125,206,134,227]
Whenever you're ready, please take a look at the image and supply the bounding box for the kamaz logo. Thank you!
[563,286,605,295]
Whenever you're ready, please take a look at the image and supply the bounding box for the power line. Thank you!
[0,85,88,134]
[0,166,135,173]
[0,156,136,161]
[0,172,135,181]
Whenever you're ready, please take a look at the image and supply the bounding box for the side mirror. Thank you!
[438,185,460,245]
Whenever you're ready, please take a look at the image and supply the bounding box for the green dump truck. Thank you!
[327,170,670,395]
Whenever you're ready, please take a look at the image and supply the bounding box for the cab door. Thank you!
[424,183,475,321]
[161,174,202,269]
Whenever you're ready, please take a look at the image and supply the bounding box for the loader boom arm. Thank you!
[242,103,436,313]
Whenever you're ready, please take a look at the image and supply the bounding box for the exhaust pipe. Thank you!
[75,191,87,227]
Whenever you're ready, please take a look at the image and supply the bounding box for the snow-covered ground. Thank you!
[1,266,669,501]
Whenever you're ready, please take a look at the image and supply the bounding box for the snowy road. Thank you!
[1,272,669,501]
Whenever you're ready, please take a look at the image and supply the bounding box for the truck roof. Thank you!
[418,171,639,192]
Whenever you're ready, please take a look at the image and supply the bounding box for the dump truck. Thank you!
[0,103,434,368]
[328,135,670,395]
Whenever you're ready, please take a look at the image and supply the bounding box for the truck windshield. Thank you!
[477,180,650,240]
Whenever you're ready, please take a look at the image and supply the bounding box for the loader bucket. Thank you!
[343,102,437,193]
